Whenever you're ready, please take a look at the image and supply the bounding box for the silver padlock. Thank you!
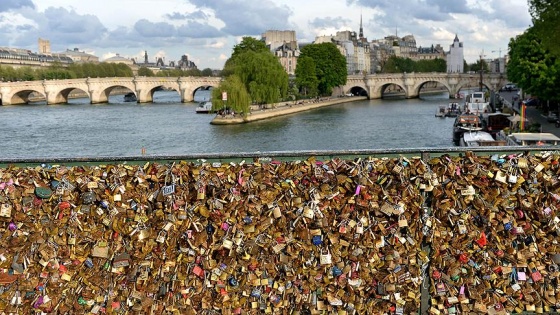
[156,230,167,243]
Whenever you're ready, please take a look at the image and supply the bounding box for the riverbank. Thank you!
[210,96,368,124]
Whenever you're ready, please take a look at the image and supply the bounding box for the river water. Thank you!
[0,90,458,159]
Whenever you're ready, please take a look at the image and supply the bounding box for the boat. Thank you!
[463,91,491,115]
[195,101,213,114]
[435,103,461,118]
[445,102,461,117]
[124,92,137,102]
[502,132,560,146]
[435,105,446,117]
[483,112,512,137]
[452,114,484,145]
[460,131,507,147]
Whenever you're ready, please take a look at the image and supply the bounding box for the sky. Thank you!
[0,0,532,70]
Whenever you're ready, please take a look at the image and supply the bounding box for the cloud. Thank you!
[177,21,223,38]
[309,16,352,29]
[188,0,294,36]
[166,10,209,20]
[0,0,34,12]
[134,19,177,38]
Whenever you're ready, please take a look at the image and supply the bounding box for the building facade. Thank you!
[446,34,464,73]
[262,30,300,75]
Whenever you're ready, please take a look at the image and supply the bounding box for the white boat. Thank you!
[195,101,213,114]
[463,92,491,115]
[460,131,507,147]
[504,132,560,146]
[452,114,484,145]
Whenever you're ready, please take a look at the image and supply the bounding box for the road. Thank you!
[498,90,559,135]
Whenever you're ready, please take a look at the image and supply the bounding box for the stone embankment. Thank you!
[211,96,368,125]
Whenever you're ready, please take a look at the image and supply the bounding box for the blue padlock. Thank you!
[228,277,238,287]
[504,222,512,231]
[312,235,322,246]
[332,266,342,277]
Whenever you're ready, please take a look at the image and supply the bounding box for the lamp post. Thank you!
[479,50,486,92]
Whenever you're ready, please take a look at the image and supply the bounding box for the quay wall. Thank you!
[1,148,559,314]
[211,96,367,125]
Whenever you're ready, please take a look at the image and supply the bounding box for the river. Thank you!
[0,90,459,159]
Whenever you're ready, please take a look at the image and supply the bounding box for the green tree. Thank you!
[507,27,560,101]
[137,66,155,77]
[294,56,318,97]
[231,37,268,59]
[529,0,560,56]
[299,42,347,95]
[223,37,289,106]
[201,68,213,76]
[211,75,250,116]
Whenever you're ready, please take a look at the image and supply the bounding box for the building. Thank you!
[262,30,300,75]
[61,48,99,63]
[104,54,134,66]
[446,34,464,73]
[417,44,445,60]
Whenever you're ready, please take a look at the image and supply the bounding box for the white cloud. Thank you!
[0,0,532,68]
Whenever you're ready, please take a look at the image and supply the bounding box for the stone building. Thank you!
[262,30,299,75]
[61,48,99,63]
[446,34,464,73]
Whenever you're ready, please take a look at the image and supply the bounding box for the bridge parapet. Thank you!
[0,76,222,105]
[344,72,508,99]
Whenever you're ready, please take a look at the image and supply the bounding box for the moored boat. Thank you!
[463,91,490,115]
[452,114,484,145]
[460,130,507,147]
[195,101,213,114]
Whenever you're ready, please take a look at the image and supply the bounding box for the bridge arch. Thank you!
[345,85,368,97]
[411,80,452,98]
[3,89,45,105]
[374,81,406,99]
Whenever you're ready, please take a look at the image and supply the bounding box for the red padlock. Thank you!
[459,253,469,264]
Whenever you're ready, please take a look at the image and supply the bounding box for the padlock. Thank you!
[156,230,167,243]
[67,233,76,245]
[320,248,332,265]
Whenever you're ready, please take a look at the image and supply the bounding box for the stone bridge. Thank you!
[0,72,509,105]
[0,76,222,105]
[340,72,509,99]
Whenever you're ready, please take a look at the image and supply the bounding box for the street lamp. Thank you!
[479,50,486,92]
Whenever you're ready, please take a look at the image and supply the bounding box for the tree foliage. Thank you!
[507,27,560,101]
[294,56,318,97]
[383,56,446,73]
[299,43,347,95]
[137,66,155,77]
[529,0,560,56]
[222,37,289,106]
[211,75,250,116]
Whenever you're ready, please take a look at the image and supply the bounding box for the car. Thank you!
[523,98,539,106]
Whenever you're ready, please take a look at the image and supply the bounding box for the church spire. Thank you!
[359,13,364,39]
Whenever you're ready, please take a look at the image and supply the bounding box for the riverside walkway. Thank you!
[210,96,367,124]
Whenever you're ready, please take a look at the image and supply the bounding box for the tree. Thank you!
[507,27,560,101]
[201,68,214,76]
[222,37,289,106]
[299,42,347,95]
[294,56,318,97]
[211,75,250,116]
[231,37,269,59]
[137,66,154,77]
[529,0,560,56]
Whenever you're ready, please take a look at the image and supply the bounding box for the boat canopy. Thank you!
[510,133,560,146]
